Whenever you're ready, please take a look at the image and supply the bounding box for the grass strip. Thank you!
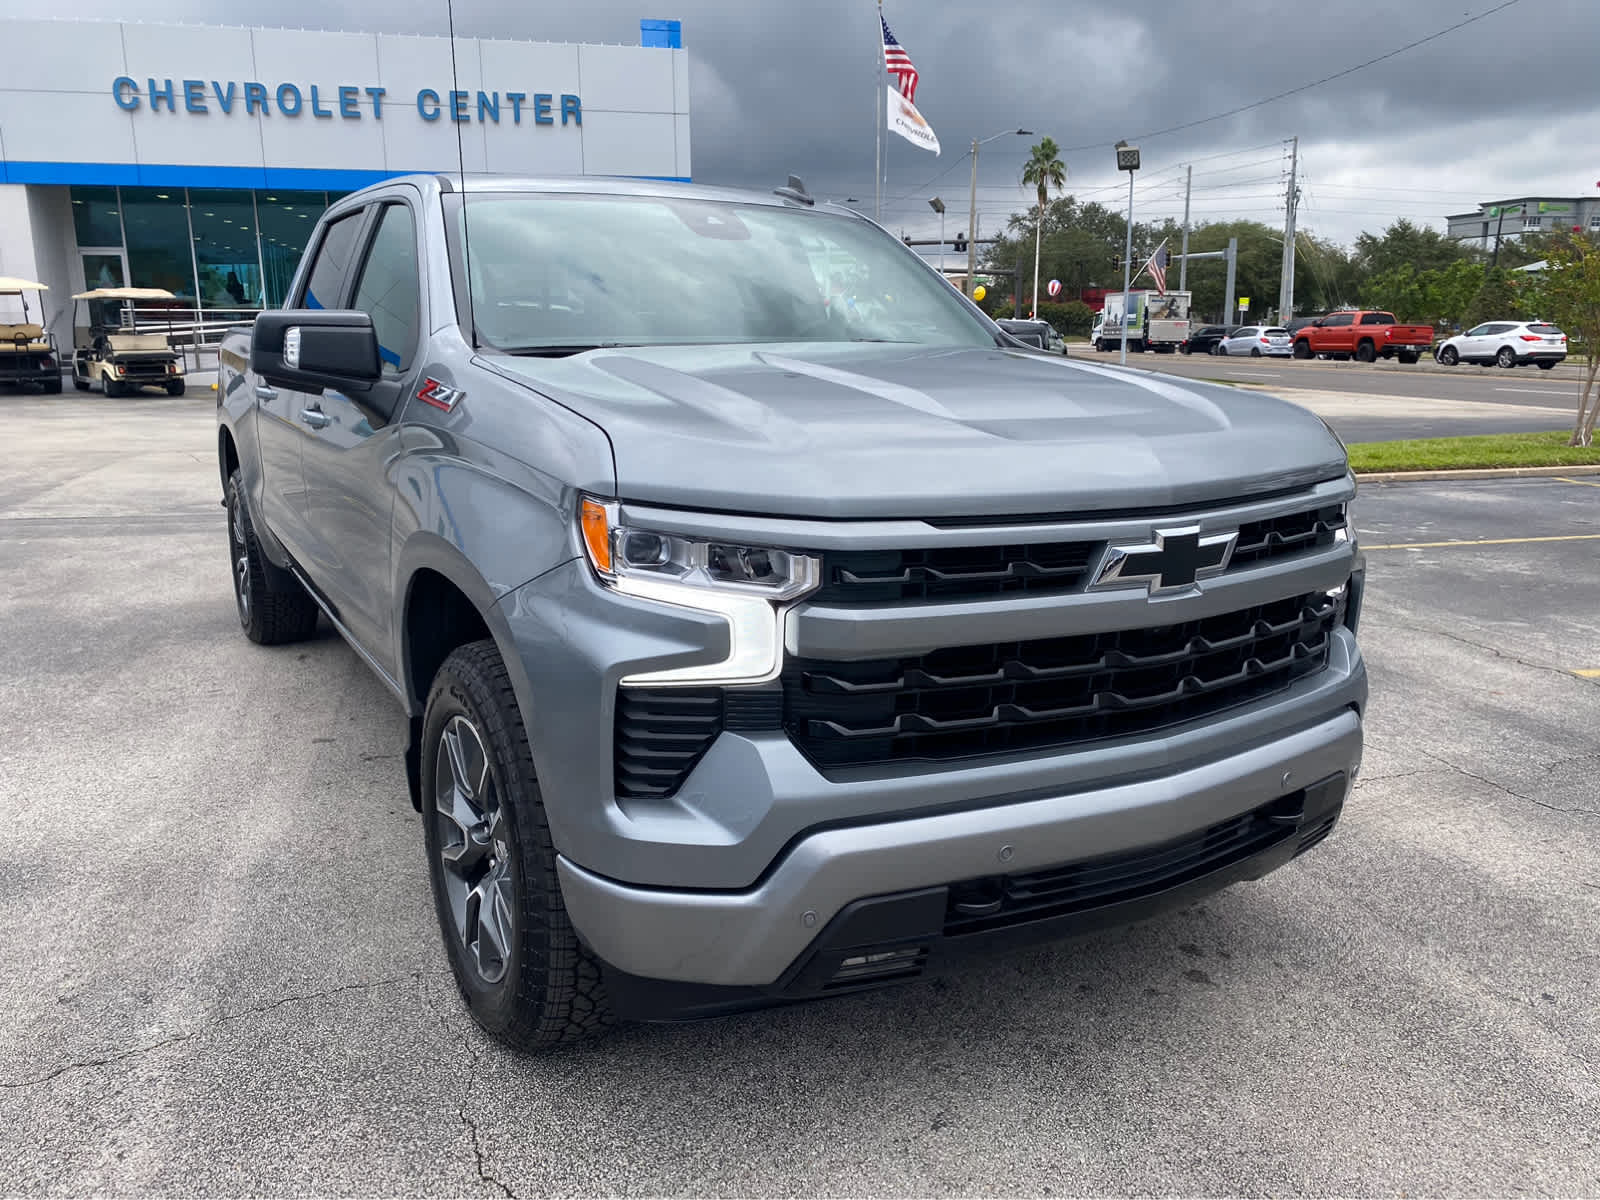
[1346,431,1600,473]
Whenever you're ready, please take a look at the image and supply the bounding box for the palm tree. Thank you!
[1021,138,1067,318]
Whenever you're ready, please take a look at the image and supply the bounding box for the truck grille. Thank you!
[815,504,1346,605]
[783,591,1342,771]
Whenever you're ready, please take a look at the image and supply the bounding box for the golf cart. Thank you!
[0,277,62,393]
[70,287,186,396]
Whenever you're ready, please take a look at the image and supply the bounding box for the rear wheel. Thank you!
[1497,346,1517,368]
[226,468,320,645]
[1537,360,1556,370]
[423,641,613,1051]
[1355,341,1376,363]
[1250,347,1262,357]
[1439,345,1459,366]
[42,376,62,394]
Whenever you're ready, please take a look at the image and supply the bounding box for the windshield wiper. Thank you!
[499,342,632,357]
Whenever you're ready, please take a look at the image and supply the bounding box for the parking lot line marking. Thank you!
[1494,387,1574,396]
[1573,669,1600,679]
[1363,534,1600,550]
[1555,476,1600,488]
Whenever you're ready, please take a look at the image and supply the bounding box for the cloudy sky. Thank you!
[7,0,1598,246]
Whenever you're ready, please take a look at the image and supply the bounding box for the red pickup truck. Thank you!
[1292,311,1434,364]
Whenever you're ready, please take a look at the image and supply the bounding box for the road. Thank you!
[1070,350,1588,443]
[2,395,1598,1195]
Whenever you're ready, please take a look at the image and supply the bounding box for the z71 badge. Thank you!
[415,378,464,412]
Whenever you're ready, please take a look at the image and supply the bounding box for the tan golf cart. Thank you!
[0,277,62,394]
[70,287,186,397]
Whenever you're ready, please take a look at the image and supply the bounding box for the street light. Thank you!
[928,196,946,282]
[967,128,1032,298]
[1115,139,1140,366]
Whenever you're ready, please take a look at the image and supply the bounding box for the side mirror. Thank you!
[252,309,380,393]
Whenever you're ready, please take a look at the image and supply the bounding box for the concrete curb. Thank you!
[1356,464,1600,483]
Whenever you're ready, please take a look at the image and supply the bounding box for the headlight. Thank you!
[579,497,820,687]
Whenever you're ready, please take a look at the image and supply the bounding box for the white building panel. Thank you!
[250,28,383,92]
[579,43,675,115]
[374,33,485,106]
[581,111,677,179]
[259,103,393,174]
[1,20,124,93]
[479,39,581,101]
[119,23,256,96]
[0,92,138,164]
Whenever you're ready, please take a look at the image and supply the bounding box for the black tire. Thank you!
[1250,347,1262,357]
[1537,360,1556,370]
[1293,340,1312,360]
[423,640,613,1051]
[103,377,124,398]
[1180,343,1191,355]
[1355,341,1376,363]
[1439,346,1459,366]
[72,375,90,391]
[167,379,186,396]
[43,376,62,394]
[1210,342,1222,356]
[1497,346,1517,368]
[226,468,320,645]
[1397,351,1419,365]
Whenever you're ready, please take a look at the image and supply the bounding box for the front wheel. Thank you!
[103,377,124,398]
[423,641,613,1051]
[1439,346,1459,366]
[226,469,320,645]
[1497,346,1518,368]
[1293,341,1312,360]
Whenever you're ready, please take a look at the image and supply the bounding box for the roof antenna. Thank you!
[445,0,476,349]
[774,174,815,207]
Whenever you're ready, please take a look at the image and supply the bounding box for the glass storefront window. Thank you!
[257,191,330,309]
[120,188,196,303]
[189,188,262,309]
[70,187,122,247]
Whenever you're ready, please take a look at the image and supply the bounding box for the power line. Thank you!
[1058,0,1525,152]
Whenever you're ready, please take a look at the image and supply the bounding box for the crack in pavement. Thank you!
[1386,621,1596,685]
[424,973,516,1198]
[0,972,436,1091]
[1414,747,1600,819]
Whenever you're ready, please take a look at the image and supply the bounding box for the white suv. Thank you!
[1436,321,1567,369]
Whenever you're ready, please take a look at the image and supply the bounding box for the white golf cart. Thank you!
[70,287,186,397]
[0,277,62,394]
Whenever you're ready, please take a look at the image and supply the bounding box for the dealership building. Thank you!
[0,17,690,344]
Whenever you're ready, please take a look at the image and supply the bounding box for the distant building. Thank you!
[1446,197,1600,249]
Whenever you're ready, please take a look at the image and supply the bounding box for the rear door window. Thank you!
[298,210,366,311]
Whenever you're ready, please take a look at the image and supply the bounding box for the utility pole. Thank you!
[1179,163,1192,294]
[1223,237,1238,323]
[1115,140,1141,366]
[1277,136,1299,326]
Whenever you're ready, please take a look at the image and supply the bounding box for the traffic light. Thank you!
[953,234,967,254]
[1112,254,1122,270]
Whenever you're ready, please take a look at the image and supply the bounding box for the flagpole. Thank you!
[874,0,883,220]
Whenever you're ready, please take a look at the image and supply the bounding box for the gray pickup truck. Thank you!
[217,174,1367,1051]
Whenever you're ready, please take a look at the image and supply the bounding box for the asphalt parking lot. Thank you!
[3,394,1598,1196]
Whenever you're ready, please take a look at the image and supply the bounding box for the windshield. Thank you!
[455,193,996,353]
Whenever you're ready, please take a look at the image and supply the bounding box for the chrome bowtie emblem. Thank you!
[1090,525,1238,594]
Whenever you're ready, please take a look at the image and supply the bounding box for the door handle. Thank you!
[255,383,278,402]
[298,407,332,430]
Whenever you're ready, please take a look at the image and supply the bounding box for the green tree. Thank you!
[1461,268,1522,329]
[1536,232,1600,445]
[1354,218,1470,277]
[1021,138,1067,318]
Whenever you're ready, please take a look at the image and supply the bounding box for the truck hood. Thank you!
[492,343,1347,519]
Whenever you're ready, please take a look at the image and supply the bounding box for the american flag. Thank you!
[1145,244,1169,295]
[881,15,920,103]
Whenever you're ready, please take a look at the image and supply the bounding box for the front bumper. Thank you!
[558,703,1361,996]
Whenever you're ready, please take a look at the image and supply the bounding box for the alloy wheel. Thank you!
[230,496,251,626]
[434,715,515,986]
